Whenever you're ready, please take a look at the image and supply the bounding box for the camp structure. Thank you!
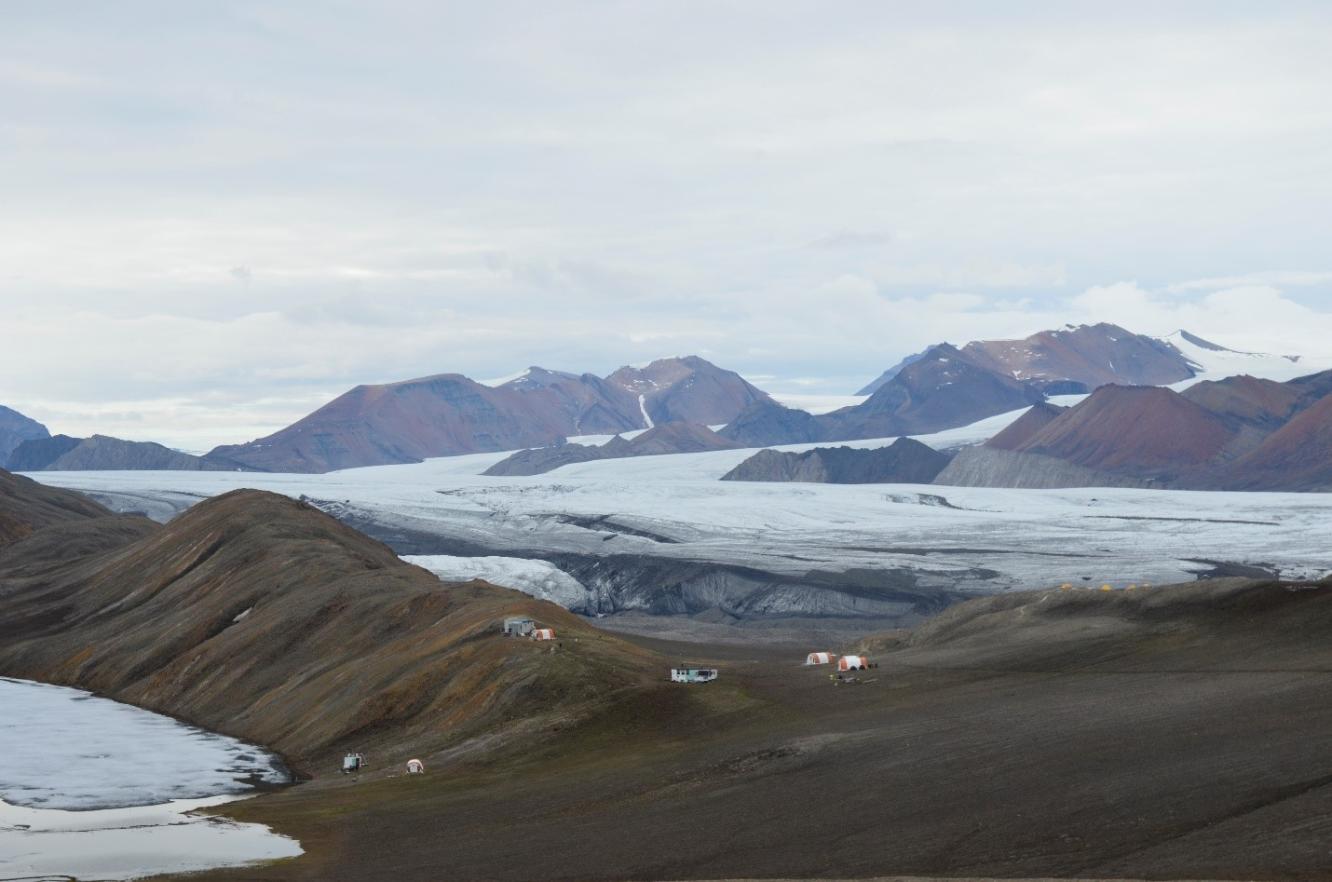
[670,666,719,684]
[503,617,535,637]
[805,651,835,666]
[341,752,366,774]
[406,758,424,775]
[837,655,869,671]
[531,628,556,641]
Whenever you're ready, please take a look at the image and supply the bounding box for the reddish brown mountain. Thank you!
[985,402,1068,451]
[824,344,1044,440]
[606,356,772,425]
[858,324,1198,397]
[1181,375,1303,432]
[961,323,1196,391]
[1014,385,1235,477]
[209,356,769,473]
[1221,394,1332,490]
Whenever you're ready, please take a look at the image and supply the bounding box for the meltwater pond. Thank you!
[0,677,301,880]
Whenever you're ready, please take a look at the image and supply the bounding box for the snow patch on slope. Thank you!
[1161,331,1326,387]
[405,554,589,608]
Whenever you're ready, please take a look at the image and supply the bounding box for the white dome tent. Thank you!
[805,652,835,665]
[838,655,869,671]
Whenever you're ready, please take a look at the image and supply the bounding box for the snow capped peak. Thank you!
[1158,330,1314,387]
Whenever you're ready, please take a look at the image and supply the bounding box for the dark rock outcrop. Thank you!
[721,438,950,485]
[485,422,737,476]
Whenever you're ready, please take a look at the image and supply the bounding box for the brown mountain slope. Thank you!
[962,322,1196,390]
[1181,374,1303,432]
[1015,385,1236,476]
[0,467,113,547]
[1220,393,1332,491]
[823,343,1043,440]
[984,401,1068,450]
[607,355,772,425]
[0,489,657,770]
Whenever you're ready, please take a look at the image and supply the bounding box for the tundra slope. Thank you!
[0,480,656,773]
[190,577,1332,882]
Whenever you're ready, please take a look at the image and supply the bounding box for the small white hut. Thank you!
[406,758,424,775]
[341,752,365,774]
[805,651,835,666]
[837,655,869,671]
[531,628,556,641]
[670,667,718,684]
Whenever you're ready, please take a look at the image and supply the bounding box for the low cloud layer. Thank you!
[2,3,1331,448]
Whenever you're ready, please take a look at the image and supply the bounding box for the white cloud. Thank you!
[2,4,1332,444]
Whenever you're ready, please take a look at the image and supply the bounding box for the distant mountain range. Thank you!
[1,322,1318,481]
[206,356,770,473]
[7,434,245,472]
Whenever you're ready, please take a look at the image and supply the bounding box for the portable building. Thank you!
[670,667,719,684]
[503,617,536,636]
[837,655,868,671]
[406,758,424,775]
[805,652,835,665]
[531,628,556,641]
[341,752,365,774]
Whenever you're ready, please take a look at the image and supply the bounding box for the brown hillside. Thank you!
[1221,393,1332,490]
[0,489,657,771]
[1016,385,1235,475]
[1182,374,1303,431]
[984,401,1067,450]
[0,468,112,547]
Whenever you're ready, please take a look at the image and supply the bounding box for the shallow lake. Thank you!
[0,676,301,880]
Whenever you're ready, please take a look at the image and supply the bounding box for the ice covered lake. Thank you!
[0,676,300,880]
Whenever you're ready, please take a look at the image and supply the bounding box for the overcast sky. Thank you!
[3,2,1332,448]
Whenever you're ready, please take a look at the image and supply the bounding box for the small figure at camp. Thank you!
[406,758,424,775]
